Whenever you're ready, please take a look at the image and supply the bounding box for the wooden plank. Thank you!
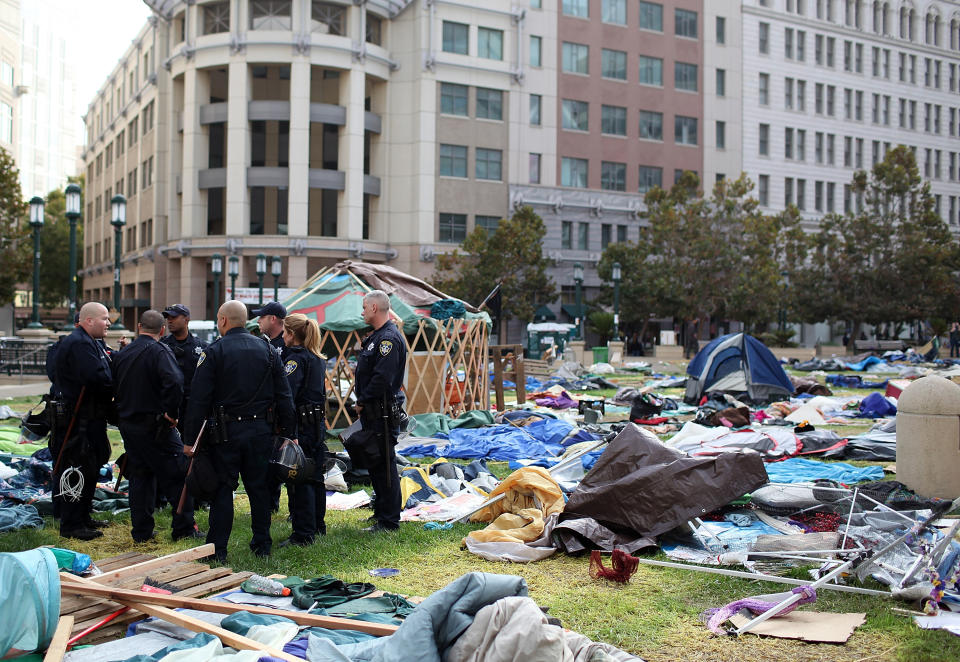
[60,576,398,636]
[94,552,154,571]
[174,571,253,598]
[91,544,215,584]
[62,561,213,615]
[166,567,233,590]
[143,562,212,585]
[43,615,74,662]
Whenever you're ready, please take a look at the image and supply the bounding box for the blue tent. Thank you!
[685,333,794,403]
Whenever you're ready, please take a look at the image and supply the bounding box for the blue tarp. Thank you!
[826,374,889,389]
[763,458,885,484]
[400,418,589,460]
[0,548,60,658]
[858,392,898,418]
[844,356,887,371]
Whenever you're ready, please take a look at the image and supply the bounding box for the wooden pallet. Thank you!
[61,547,253,647]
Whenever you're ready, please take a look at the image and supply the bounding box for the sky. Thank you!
[58,0,154,110]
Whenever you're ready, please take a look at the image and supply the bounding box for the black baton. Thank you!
[382,394,391,488]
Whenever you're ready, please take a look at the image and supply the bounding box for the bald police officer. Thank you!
[183,301,296,562]
[354,290,407,533]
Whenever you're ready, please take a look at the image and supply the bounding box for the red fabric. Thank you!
[632,416,669,425]
[589,549,640,583]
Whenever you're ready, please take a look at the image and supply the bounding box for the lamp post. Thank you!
[573,262,584,340]
[63,184,82,330]
[611,261,622,340]
[26,196,44,329]
[211,253,223,314]
[255,253,266,306]
[228,255,239,299]
[778,270,790,334]
[271,255,281,301]
[109,194,126,330]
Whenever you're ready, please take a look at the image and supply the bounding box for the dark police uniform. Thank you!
[50,326,113,537]
[113,335,199,542]
[265,332,288,512]
[283,346,328,543]
[160,332,207,430]
[183,327,296,561]
[355,320,407,530]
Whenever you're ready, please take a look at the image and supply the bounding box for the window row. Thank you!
[439,83,504,121]
[188,2,382,45]
[437,213,503,243]
[562,43,699,91]
[560,220,630,251]
[555,158,694,194]
[561,1,698,39]
[442,21,504,61]
[89,103,153,180]
[438,145,503,181]
[558,101,698,145]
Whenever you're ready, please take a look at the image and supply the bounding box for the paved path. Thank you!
[0,377,50,399]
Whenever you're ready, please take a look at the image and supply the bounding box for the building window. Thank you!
[639,166,662,193]
[476,88,503,120]
[639,2,663,31]
[476,215,500,233]
[250,0,291,30]
[563,0,589,18]
[758,174,769,205]
[759,73,769,105]
[675,8,697,38]
[675,62,698,92]
[759,22,769,54]
[562,42,589,74]
[601,49,627,80]
[529,153,541,183]
[438,144,467,178]
[440,83,468,116]
[601,105,626,135]
[142,101,154,134]
[785,127,794,159]
[478,27,503,60]
[716,120,726,149]
[601,223,612,248]
[311,2,344,34]
[675,116,697,145]
[475,148,502,181]
[601,161,626,191]
[202,1,230,35]
[577,222,589,250]
[638,110,663,140]
[439,213,467,243]
[602,0,627,25]
[785,177,794,206]
[562,221,573,249]
[638,55,663,86]
[759,123,769,155]
[366,14,382,45]
[529,94,541,125]
[716,16,726,44]
[562,99,589,131]
[442,21,468,54]
[561,157,588,187]
[530,35,542,67]
[716,68,726,96]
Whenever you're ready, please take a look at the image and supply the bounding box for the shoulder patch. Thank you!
[379,340,393,356]
[285,359,298,375]
[197,351,206,367]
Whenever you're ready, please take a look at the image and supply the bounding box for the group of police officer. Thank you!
[46,290,408,564]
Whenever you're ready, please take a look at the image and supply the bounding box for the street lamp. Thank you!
[271,255,281,301]
[573,262,584,340]
[109,194,126,330]
[611,261,622,340]
[26,196,44,329]
[211,253,223,314]
[255,253,267,306]
[63,184,81,330]
[228,255,239,299]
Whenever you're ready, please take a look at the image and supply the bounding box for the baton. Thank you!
[382,394,391,489]
[176,419,207,515]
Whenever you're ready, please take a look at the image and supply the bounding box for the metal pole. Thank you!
[111,225,124,329]
[66,214,78,328]
[213,272,221,309]
[29,223,41,327]
[230,273,237,299]
[613,279,620,339]
[257,273,264,306]
[575,278,583,339]
[273,275,279,302]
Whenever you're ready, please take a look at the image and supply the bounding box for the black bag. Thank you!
[185,450,222,502]
[342,428,383,470]
[629,393,664,421]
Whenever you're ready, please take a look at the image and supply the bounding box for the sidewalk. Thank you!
[0,376,51,399]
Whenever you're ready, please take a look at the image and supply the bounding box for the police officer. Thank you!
[49,302,113,540]
[354,290,407,533]
[253,301,287,360]
[183,300,296,563]
[113,310,203,543]
[160,304,207,439]
[278,313,328,547]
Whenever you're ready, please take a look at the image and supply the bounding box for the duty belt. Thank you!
[223,411,269,423]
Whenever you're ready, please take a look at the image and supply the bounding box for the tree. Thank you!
[432,206,556,340]
[0,147,29,306]
[37,178,85,307]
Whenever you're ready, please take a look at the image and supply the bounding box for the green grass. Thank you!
[3,380,958,661]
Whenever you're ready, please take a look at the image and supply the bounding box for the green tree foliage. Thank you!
[587,311,615,344]
[0,147,28,306]
[791,146,959,336]
[432,206,556,338]
[37,178,84,307]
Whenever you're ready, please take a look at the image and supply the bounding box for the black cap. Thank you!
[252,301,287,319]
[162,304,191,319]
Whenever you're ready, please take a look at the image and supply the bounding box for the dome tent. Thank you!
[684,333,794,404]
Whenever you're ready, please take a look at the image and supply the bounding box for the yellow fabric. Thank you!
[464,467,564,546]
[399,466,444,507]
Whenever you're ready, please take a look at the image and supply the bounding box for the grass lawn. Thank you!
[2,382,959,661]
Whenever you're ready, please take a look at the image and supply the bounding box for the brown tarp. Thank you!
[335,260,481,312]
[554,424,768,553]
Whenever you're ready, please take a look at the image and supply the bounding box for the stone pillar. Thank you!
[288,60,310,238]
[181,67,209,238]
[225,60,250,235]
[567,340,586,366]
[338,67,366,240]
[607,340,625,368]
